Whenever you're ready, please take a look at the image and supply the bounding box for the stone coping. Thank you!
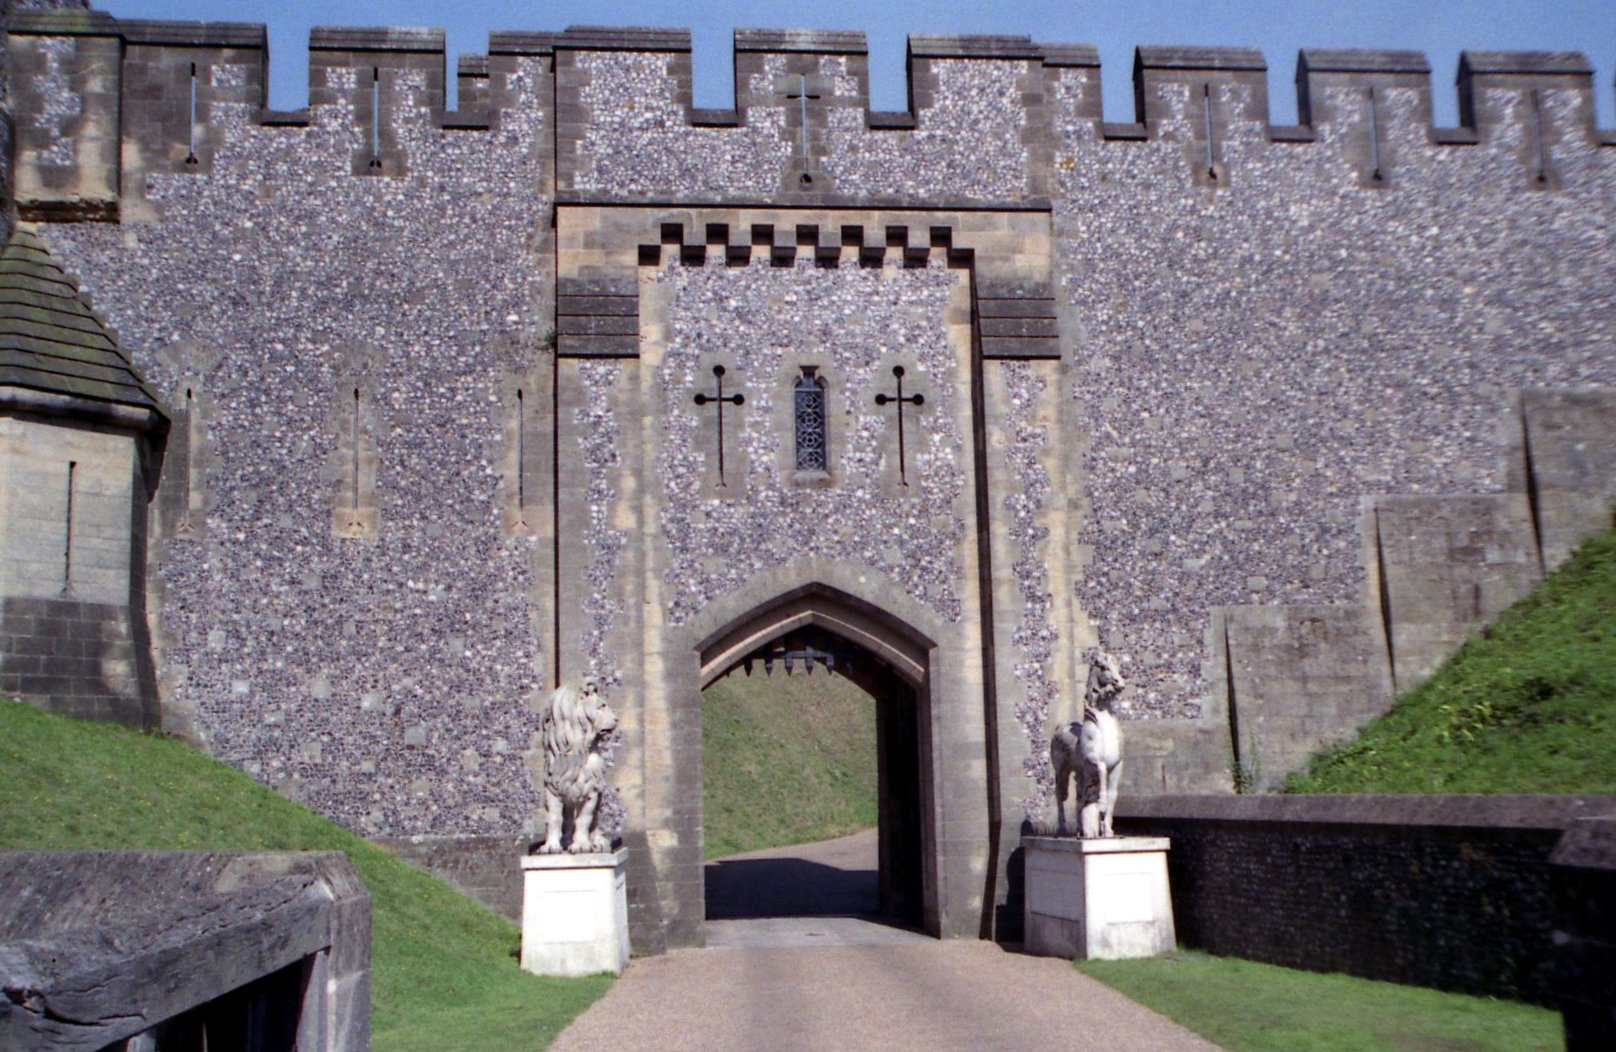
[1041,44,1103,68]
[908,35,1044,60]
[310,26,446,52]
[735,29,867,54]
[1298,49,1432,75]
[549,26,693,53]
[522,848,629,871]
[1461,51,1593,76]
[1135,45,1268,73]
[7,9,121,36]
[1550,816,1616,870]
[120,20,268,48]
[1117,794,1616,832]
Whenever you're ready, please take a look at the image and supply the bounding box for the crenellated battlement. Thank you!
[7,9,1616,219]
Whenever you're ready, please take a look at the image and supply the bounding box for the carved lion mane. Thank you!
[537,679,619,854]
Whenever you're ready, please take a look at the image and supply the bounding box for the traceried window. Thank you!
[793,366,828,472]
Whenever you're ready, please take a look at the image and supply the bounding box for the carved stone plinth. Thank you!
[520,849,630,976]
[1022,835,1175,960]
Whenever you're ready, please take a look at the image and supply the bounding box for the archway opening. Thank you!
[696,585,936,934]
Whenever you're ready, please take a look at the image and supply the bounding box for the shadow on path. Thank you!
[705,855,878,918]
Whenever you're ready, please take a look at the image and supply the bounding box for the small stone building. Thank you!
[0,226,166,728]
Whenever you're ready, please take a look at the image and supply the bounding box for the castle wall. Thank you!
[8,11,1616,942]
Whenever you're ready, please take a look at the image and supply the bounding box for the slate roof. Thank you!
[0,227,166,423]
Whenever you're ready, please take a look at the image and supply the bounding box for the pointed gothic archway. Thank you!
[695,583,940,935]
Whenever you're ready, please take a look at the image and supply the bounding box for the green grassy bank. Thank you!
[0,700,608,1051]
[1288,524,1616,793]
[1079,953,1560,1052]
[702,668,877,859]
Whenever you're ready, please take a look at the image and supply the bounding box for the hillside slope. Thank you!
[1287,524,1616,793]
[0,701,608,1051]
[702,668,878,859]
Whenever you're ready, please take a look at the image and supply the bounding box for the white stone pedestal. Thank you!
[520,849,630,977]
[1022,835,1175,960]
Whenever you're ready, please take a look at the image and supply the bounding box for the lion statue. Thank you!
[537,679,619,855]
[1051,650,1126,838]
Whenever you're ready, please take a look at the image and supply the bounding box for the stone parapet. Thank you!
[10,15,1616,213]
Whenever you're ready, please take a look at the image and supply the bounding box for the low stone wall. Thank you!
[1115,794,1616,1005]
[376,834,531,923]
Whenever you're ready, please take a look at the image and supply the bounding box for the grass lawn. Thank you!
[1078,952,1562,1052]
[0,699,609,1051]
[1287,524,1616,793]
[702,668,877,859]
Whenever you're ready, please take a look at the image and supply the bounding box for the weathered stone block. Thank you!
[1522,388,1616,570]
[1220,605,1393,789]
[1373,493,1542,692]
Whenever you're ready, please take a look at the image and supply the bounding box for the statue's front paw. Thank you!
[537,840,564,855]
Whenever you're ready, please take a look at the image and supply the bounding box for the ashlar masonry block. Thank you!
[1373,493,1542,692]
[1522,388,1616,570]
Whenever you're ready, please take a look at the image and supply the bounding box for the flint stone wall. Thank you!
[1055,71,1616,721]
[1116,794,1616,1004]
[39,39,558,838]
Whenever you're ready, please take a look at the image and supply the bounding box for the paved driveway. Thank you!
[551,831,1219,1051]
[550,935,1220,1052]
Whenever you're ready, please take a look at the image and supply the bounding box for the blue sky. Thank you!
[109,1,1616,126]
